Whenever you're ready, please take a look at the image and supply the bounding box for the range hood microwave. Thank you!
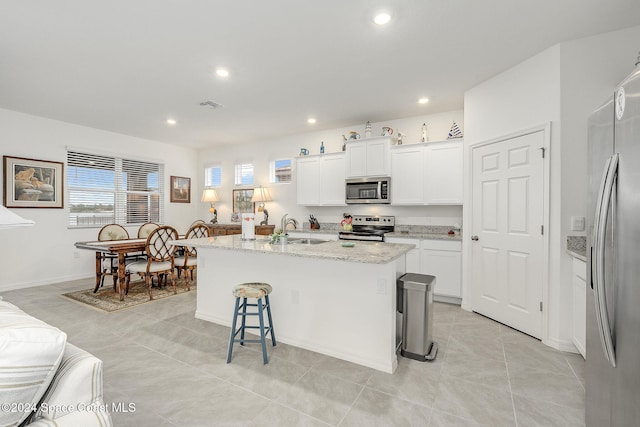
[345,177,390,204]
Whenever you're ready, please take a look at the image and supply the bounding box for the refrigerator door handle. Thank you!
[592,153,618,368]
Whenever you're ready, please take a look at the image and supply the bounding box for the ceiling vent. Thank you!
[199,100,224,109]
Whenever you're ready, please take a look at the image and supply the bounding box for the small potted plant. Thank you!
[269,228,288,245]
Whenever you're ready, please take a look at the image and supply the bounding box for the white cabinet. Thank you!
[385,237,462,301]
[385,237,420,272]
[390,140,463,206]
[572,257,586,358]
[296,156,320,205]
[390,146,424,205]
[424,142,463,204]
[296,153,346,206]
[319,154,346,205]
[346,137,391,178]
[421,240,462,299]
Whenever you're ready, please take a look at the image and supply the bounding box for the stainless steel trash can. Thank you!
[397,273,438,361]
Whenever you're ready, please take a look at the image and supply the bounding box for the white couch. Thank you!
[0,299,112,427]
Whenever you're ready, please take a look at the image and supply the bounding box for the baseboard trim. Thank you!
[0,273,93,293]
[544,336,579,353]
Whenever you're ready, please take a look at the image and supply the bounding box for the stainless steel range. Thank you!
[338,215,395,242]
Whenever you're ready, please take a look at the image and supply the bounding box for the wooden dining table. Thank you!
[74,238,147,301]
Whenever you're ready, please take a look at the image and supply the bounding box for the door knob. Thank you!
[471,235,479,241]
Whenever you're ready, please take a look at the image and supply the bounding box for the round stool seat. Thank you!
[232,282,272,299]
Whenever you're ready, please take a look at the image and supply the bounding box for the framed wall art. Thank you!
[232,188,254,221]
[3,156,64,208]
[170,176,191,203]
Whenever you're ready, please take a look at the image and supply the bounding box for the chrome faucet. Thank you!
[280,214,288,233]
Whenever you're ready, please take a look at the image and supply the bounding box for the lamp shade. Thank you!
[251,186,272,203]
[201,188,220,203]
[0,205,35,230]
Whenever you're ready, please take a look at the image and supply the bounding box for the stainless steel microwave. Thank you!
[345,177,391,204]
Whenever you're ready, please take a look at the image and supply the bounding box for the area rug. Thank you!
[62,279,195,312]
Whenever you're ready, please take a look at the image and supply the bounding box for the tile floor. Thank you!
[2,278,586,426]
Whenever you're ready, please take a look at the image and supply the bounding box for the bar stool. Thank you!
[226,282,276,364]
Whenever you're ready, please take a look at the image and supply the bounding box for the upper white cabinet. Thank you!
[390,145,424,204]
[296,153,346,206]
[424,141,463,204]
[346,137,392,178]
[390,140,463,205]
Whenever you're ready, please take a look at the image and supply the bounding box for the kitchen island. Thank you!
[176,235,413,373]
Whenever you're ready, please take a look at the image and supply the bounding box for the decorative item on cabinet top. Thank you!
[447,121,463,139]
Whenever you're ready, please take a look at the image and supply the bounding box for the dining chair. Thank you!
[174,223,210,289]
[125,225,180,300]
[137,222,160,239]
[190,219,206,228]
[97,224,130,291]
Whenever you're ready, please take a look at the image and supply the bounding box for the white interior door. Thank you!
[470,131,545,338]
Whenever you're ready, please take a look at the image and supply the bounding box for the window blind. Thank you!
[234,163,254,186]
[67,151,164,228]
[270,159,292,183]
[205,165,222,187]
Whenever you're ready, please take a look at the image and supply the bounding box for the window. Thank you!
[234,163,254,186]
[67,151,164,228]
[205,165,222,187]
[270,159,292,183]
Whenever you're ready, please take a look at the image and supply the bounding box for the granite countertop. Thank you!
[385,231,462,241]
[298,223,461,241]
[567,236,587,261]
[175,235,413,264]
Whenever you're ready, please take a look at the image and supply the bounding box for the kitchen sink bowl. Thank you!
[287,238,329,245]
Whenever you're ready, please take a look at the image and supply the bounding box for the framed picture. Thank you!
[170,176,191,203]
[3,156,64,208]
[232,188,254,221]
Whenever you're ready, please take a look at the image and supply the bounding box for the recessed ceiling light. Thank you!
[418,97,429,104]
[215,68,229,78]
[307,118,317,124]
[166,119,177,125]
[374,12,391,25]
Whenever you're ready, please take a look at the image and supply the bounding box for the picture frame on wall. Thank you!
[170,176,191,203]
[3,155,64,208]
[231,188,254,221]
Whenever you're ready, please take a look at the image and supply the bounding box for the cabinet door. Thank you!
[421,248,462,297]
[386,237,421,272]
[424,142,463,204]
[296,157,320,205]
[345,141,367,178]
[366,138,391,176]
[391,146,424,205]
[572,258,586,358]
[319,154,346,205]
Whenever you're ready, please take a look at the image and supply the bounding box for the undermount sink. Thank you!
[287,238,329,245]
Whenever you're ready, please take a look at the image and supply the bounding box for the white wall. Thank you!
[0,108,198,291]
[197,110,464,229]
[463,25,640,351]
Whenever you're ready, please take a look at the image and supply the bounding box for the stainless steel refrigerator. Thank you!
[586,64,640,426]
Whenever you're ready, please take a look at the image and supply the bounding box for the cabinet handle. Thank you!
[471,235,479,241]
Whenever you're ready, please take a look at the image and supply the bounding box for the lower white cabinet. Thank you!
[386,237,462,301]
[572,257,587,358]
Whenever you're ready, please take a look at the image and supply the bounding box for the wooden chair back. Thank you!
[98,224,129,241]
[145,225,178,262]
[183,224,210,257]
[138,222,160,238]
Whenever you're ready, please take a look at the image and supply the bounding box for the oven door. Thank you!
[339,231,385,242]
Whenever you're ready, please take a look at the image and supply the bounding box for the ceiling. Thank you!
[1,1,639,149]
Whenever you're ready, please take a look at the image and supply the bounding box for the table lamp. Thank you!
[201,188,220,224]
[0,205,35,230]
[251,186,272,225]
